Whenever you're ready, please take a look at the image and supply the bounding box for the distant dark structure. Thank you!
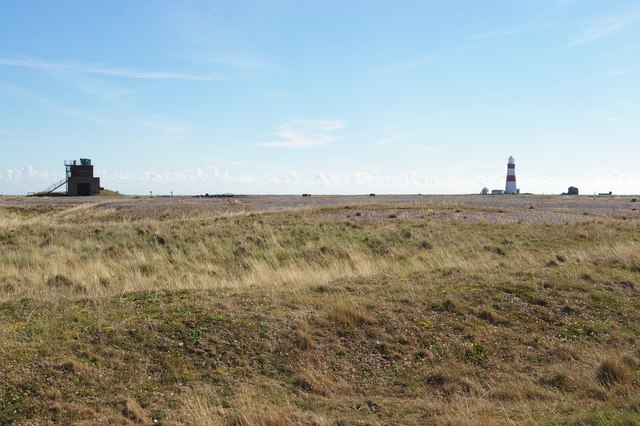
[197,193,235,198]
[32,158,101,196]
[567,186,579,195]
[66,159,101,196]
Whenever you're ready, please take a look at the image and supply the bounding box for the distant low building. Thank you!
[492,189,504,195]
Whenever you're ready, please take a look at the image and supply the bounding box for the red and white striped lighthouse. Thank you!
[505,156,517,194]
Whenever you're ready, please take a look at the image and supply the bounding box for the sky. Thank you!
[1,0,639,195]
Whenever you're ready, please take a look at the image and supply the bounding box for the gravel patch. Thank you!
[1,194,638,224]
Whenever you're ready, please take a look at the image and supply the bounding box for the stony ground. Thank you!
[1,194,638,223]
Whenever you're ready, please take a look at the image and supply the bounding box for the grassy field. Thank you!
[0,196,639,425]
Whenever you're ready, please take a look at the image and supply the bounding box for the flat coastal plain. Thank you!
[1,193,638,222]
[0,195,639,424]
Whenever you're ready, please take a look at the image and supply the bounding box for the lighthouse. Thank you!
[505,156,517,194]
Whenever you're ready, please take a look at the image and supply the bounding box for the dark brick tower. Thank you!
[66,159,101,196]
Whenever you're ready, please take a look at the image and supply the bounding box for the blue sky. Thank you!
[1,0,639,195]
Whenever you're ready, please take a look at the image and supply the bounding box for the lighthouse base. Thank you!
[505,183,518,194]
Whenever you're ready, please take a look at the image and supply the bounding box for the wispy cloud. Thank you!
[167,6,275,73]
[0,79,34,97]
[0,56,224,81]
[372,48,444,75]
[554,0,578,7]
[399,144,438,153]
[261,89,294,99]
[570,11,640,45]
[475,18,602,39]
[1,78,194,134]
[0,79,112,126]
[375,136,403,146]
[59,71,147,103]
[603,117,640,124]
[474,10,640,46]
[2,77,195,139]
[258,119,346,149]
[7,59,138,103]
[367,107,462,134]
[609,66,640,76]
[136,117,192,143]
[183,50,274,72]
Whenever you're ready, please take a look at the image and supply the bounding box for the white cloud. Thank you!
[104,167,434,194]
[1,165,59,182]
[479,170,640,195]
[0,165,64,194]
[258,119,346,148]
[3,165,640,196]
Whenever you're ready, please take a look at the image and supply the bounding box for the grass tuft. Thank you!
[539,369,575,392]
[329,303,374,328]
[596,358,631,388]
[121,398,150,424]
[46,274,74,288]
[484,245,506,256]
[294,326,315,350]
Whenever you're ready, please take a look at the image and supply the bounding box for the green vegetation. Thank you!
[0,200,639,424]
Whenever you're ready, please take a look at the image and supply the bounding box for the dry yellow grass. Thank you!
[6,204,634,302]
[179,386,330,426]
[0,205,527,301]
[0,197,639,424]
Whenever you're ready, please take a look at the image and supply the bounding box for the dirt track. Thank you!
[1,194,638,224]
